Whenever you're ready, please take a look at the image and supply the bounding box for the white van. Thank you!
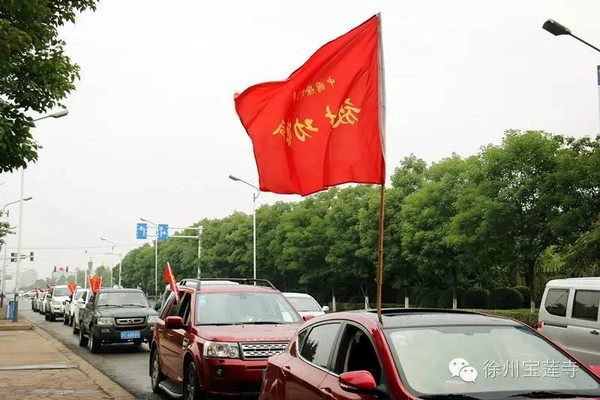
[538,277,600,365]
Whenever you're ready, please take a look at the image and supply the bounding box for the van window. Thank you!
[572,290,600,321]
[544,289,568,317]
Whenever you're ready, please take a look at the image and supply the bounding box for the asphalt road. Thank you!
[22,309,165,400]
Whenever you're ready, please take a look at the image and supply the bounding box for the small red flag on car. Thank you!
[163,262,180,302]
[35,288,39,296]
[89,276,102,293]
[46,280,52,290]
[234,14,385,196]
[67,282,77,295]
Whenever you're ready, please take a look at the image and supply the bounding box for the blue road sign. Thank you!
[136,223,148,239]
[157,224,169,241]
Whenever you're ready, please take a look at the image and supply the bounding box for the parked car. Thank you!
[23,290,35,299]
[39,291,50,315]
[150,278,304,399]
[283,292,329,318]
[31,291,43,311]
[63,287,84,326]
[45,285,71,322]
[538,277,600,365]
[72,289,91,334]
[78,288,158,353]
[260,308,600,400]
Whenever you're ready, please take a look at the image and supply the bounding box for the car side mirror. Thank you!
[588,365,600,378]
[85,302,93,310]
[339,371,377,395]
[165,316,185,330]
[322,305,330,312]
[302,315,314,322]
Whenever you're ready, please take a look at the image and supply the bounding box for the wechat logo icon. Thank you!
[449,358,478,383]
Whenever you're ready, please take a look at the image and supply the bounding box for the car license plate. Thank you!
[121,331,141,339]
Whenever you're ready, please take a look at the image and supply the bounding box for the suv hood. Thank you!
[197,324,300,342]
[98,307,157,318]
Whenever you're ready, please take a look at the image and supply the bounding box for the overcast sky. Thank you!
[1,0,600,283]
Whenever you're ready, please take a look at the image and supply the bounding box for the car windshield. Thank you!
[74,290,86,300]
[286,296,322,312]
[196,292,301,325]
[53,287,70,296]
[96,291,149,307]
[386,325,600,399]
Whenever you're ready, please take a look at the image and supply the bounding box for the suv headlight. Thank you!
[97,317,114,326]
[203,341,240,359]
[147,315,158,324]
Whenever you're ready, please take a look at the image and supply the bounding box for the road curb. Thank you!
[25,316,135,400]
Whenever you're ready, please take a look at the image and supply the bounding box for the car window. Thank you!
[544,289,569,317]
[300,323,341,370]
[178,293,191,325]
[286,296,322,312]
[572,290,600,321]
[81,291,87,301]
[165,293,184,318]
[334,324,382,384]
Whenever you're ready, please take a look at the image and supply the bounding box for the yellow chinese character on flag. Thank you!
[286,121,293,147]
[327,77,335,87]
[325,98,361,128]
[306,85,315,96]
[294,118,318,142]
[272,120,285,136]
[316,82,325,93]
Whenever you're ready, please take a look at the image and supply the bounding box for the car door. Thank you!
[158,292,190,381]
[283,322,342,400]
[565,290,600,365]
[163,292,191,382]
[319,322,384,400]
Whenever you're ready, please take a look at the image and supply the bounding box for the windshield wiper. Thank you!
[121,303,145,307]
[509,391,598,398]
[242,321,285,325]
[97,304,121,308]
[420,394,482,400]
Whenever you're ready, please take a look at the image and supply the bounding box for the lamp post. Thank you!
[140,218,158,297]
[229,174,260,280]
[1,197,32,307]
[543,19,600,133]
[13,109,68,322]
[100,237,122,287]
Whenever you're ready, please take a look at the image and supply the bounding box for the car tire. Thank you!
[63,314,69,325]
[49,313,55,322]
[150,349,164,393]
[73,320,79,335]
[89,330,101,354]
[78,325,89,347]
[69,315,74,327]
[183,360,203,400]
[45,312,49,321]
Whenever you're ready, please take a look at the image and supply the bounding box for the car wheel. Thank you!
[63,314,69,325]
[78,325,88,347]
[150,349,164,393]
[44,312,49,321]
[73,320,79,334]
[89,330,101,354]
[69,315,74,327]
[183,360,203,400]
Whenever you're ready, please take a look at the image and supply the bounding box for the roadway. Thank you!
[22,309,165,400]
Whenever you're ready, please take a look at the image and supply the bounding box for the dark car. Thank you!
[260,309,600,400]
[78,288,158,353]
[150,278,304,399]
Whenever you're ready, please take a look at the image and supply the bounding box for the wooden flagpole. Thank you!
[376,183,386,321]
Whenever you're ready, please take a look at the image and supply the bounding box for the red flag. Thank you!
[163,262,180,302]
[67,282,77,295]
[235,15,385,196]
[89,276,102,293]
[46,280,52,290]
[35,288,39,297]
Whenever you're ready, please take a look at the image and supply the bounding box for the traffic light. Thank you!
[29,252,34,261]
[10,253,16,262]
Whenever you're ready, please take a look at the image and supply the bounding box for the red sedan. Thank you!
[260,309,600,400]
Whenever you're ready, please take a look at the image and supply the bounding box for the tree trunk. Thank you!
[332,288,336,312]
[526,261,536,313]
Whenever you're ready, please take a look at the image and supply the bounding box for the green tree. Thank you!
[0,0,98,172]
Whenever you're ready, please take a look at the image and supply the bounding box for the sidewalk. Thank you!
[0,313,134,400]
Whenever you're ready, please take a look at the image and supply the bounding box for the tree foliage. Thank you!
[113,131,600,306]
[0,0,98,172]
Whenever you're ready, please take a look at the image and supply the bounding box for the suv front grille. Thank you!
[115,317,145,327]
[240,342,288,360]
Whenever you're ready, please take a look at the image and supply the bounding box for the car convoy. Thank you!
[28,277,600,400]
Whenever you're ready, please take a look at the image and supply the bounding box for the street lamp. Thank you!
[1,197,33,307]
[228,174,260,280]
[141,218,159,297]
[543,19,600,53]
[100,237,122,287]
[13,109,68,322]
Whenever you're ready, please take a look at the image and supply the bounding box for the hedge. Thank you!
[473,309,538,327]
[462,288,488,309]
[437,287,466,309]
[488,287,524,310]
[513,286,530,308]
